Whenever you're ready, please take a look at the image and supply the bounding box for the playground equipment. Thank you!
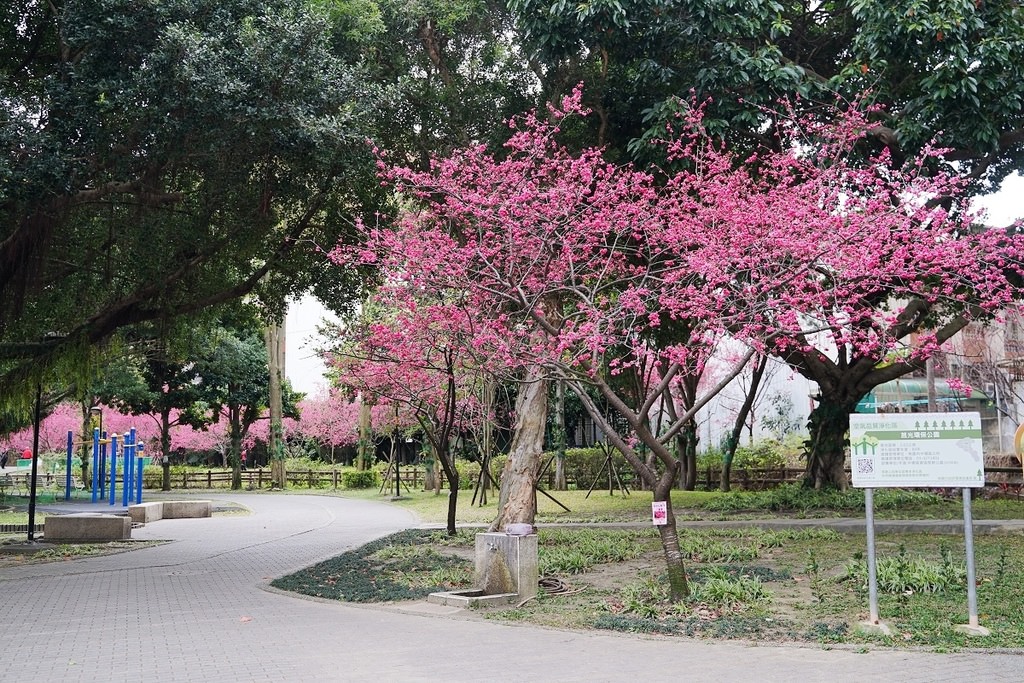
[61,429,147,507]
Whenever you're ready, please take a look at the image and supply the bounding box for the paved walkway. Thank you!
[1,493,1022,683]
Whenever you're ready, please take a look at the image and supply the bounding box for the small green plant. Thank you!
[681,536,759,563]
[617,577,670,619]
[994,544,1010,586]
[841,553,966,594]
[342,469,380,489]
[538,528,651,575]
[805,548,820,578]
[690,566,772,609]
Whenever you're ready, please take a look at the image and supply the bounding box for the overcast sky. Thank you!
[284,295,337,397]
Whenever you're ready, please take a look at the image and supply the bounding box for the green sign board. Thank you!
[849,412,985,488]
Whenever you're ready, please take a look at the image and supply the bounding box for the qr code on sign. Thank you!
[856,458,874,475]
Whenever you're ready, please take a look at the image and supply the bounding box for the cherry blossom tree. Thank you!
[338,89,769,598]
[688,119,1024,489]
[293,392,362,464]
[329,296,487,534]
[2,402,84,455]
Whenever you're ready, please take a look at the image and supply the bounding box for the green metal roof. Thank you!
[855,377,992,412]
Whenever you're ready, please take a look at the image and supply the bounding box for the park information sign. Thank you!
[849,412,985,489]
[849,411,989,634]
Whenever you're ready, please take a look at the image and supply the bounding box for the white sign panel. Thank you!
[849,412,985,488]
[651,501,668,526]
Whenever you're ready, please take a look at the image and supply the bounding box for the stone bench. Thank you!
[128,501,165,524]
[163,500,212,519]
[128,500,212,524]
[45,513,131,542]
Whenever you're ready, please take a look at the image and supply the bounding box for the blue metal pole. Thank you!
[65,430,73,501]
[136,445,144,504]
[91,428,100,503]
[122,431,132,508]
[108,434,118,506]
[99,432,107,499]
[129,428,138,502]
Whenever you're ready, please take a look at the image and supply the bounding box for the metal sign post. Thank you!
[864,487,881,626]
[958,487,989,635]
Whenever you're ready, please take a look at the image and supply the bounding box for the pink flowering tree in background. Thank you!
[1,402,83,455]
[1,402,164,460]
[328,296,487,535]
[169,419,224,456]
[293,391,361,464]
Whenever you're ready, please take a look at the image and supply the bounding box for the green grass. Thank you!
[329,483,1023,525]
[0,510,45,525]
[332,486,720,525]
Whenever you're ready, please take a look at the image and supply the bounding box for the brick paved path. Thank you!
[2,493,1021,682]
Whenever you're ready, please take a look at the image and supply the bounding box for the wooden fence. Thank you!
[140,465,1023,492]
[140,467,441,491]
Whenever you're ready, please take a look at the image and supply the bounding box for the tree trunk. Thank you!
[723,355,768,492]
[442,463,460,536]
[78,404,91,490]
[652,463,689,599]
[490,367,548,531]
[423,458,437,492]
[266,323,286,488]
[804,396,858,490]
[553,380,567,490]
[357,396,372,471]
[568,375,692,600]
[160,408,172,491]
[431,437,461,535]
[674,421,698,490]
[229,410,243,491]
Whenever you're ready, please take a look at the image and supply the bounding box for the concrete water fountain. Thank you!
[428,525,538,607]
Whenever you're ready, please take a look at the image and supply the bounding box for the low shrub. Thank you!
[453,459,481,490]
[701,483,944,514]
[489,454,508,485]
[540,447,632,489]
[342,469,380,489]
[732,441,788,469]
[699,435,806,471]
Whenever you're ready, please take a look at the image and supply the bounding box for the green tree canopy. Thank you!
[0,0,385,409]
[509,0,1024,179]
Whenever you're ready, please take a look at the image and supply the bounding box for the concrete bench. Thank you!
[128,500,212,524]
[163,500,212,519]
[45,513,131,542]
[128,501,165,524]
